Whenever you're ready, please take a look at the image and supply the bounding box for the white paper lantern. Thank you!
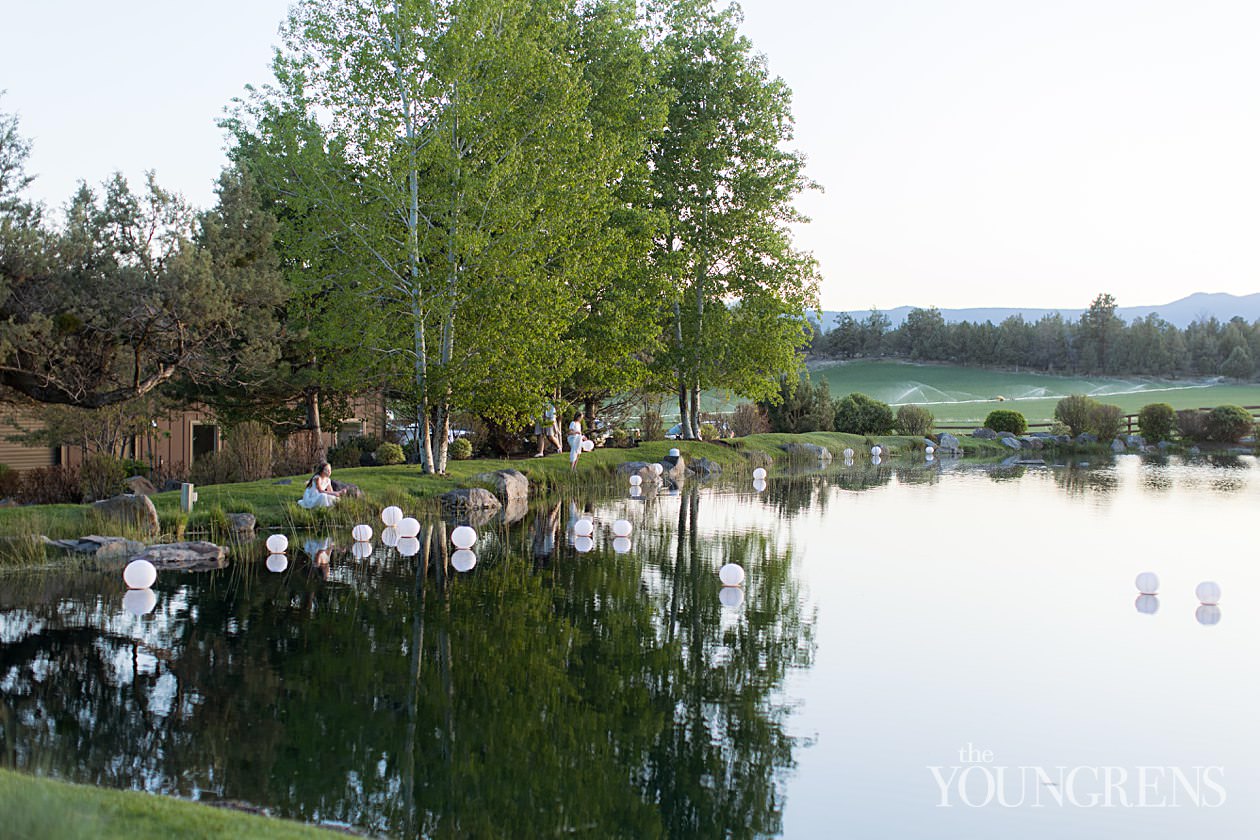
[351,541,374,560]
[718,563,746,587]
[629,474,643,487]
[612,519,633,537]
[266,553,289,573]
[397,537,421,557]
[573,518,594,538]
[574,535,594,553]
[123,587,157,616]
[651,463,664,476]
[752,467,767,480]
[1135,572,1159,595]
[352,524,373,542]
[1196,605,1222,626]
[123,559,157,590]
[1196,581,1221,606]
[718,586,745,608]
[925,445,935,455]
[843,448,855,459]
[612,537,632,554]
[752,478,767,493]
[871,455,882,466]
[452,549,477,572]
[451,525,477,549]
[629,486,642,498]
[1135,594,1159,615]
[581,439,595,452]
[265,534,288,554]
[669,448,680,458]
[381,526,400,547]
[397,517,421,539]
[380,506,403,527]
[871,445,882,456]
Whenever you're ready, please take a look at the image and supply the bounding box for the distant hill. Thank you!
[816,292,1260,332]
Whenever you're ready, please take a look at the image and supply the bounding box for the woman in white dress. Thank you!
[567,415,583,472]
[299,462,342,509]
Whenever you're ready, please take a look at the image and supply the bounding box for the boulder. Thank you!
[272,478,293,486]
[1000,437,1023,450]
[47,535,145,560]
[1125,434,1146,448]
[440,488,502,513]
[616,462,659,483]
[132,541,228,572]
[778,443,832,462]
[1075,433,1098,445]
[689,457,722,478]
[1110,438,1127,453]
[660,455,687,482]
[937,433,963,454]
[972,427,997,440]
[1018,437,1044,450]
[124,475,159,496]
[161,478,185,492]
[473,469,529,506]
[227,513,256,541]
[331,480,363,499]
[996,431,1016,440]
[91,494,160,538]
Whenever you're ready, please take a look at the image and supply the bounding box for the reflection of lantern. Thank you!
[574,536,594,553]
[351,542,373,561]
[451,525,477,549]
[1196,605,1222,626]
[123,559,157,590]
[398,517,421,538]
[1135,594,1159,615]
[871,455,882,466]
[265,534,288,554]
[1196,581,1221,605]
[719,563,745,587]
[266,553,289,573]
[1135,572,1159,595]
[629,475,642,487]
[651,463,664,476]
[630,487,642,498]
[613,537,632,554]
[574,518,594,538]
[612,519,633,537]
[718,586,744,608]
[381,506,403,527]
[397,537,421,557]
[381,526,400,547]
[123,588,157,616]
[752,467,767,480]
[925,454,935,463]
[843,448,855,460]
[352,524,373,542]
[669,448,680,457]
[452,549,477,572]
[752,478,767,493]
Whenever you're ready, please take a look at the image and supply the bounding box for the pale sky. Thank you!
[3,1,1258,311]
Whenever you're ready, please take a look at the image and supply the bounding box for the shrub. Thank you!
[0,464,19,499]
[18,466,81,505]
[1054,394,1099,437]
[80,453,128,502]
[1205,405,1254,443]
[768,377,834,433]
[1176,409,1208,441]
[1137,403,1176,442]
[328,441,363,469]
[119,458,150,476]
[609,428,630,448]
[640,411,664,442]
[189,451,239,487]
[699,422,720,441]
[273,432,323,478]
[224,420,275,481]
[449,437,473,460]
[894,404,934,436]
[834,392,894,435]
[983,409,1026,435]
[730,402,771,437]
[1090,403,1125,441]
[374,442,405,465]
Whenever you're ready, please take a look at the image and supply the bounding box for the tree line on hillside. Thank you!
[813,294,1260,380]
[0,0,818,473]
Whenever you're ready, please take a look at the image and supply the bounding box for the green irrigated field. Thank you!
[808,360,1260,426]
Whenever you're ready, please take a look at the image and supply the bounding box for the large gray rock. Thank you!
[996,430,1017,440]
[972,427,998,440]
[779,443,832,462]
[132,541,228,572]
[937,433,962,454]
[1000,437,1023,450]
[440,488,502,513]
[228,513,256,541]
[1018,437,1044,450]
[660,455,687,482]
[473,469,529,506]
[330,480,363,499]
[1125,434,1146,448]
[91,494,160,538]
[688,457,722,478]
[1110,438,1127,453]
[1075,433,1098,445]
[46,534,145,560]
[124,475,159,496]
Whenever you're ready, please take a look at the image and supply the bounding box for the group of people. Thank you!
[535,403,589,471]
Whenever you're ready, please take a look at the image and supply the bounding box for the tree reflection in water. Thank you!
[0,486,815,838]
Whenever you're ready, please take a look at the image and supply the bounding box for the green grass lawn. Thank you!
[0,769,337,839]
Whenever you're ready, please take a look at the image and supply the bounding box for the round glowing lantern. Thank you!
[451,525,477,549]
[397,517,421,539]
[352,524,373,543]
[651,463,664,476]
[668,448,680,458]
[581,439,595,452]
[1135,572,1159,595]
[1196,581,1221,606]
[123,559,157,590]
[752,467,767,480]
[629,474,642,487]
[380,506,403,527]
[612,519,633,537]
[871,445,882,457]
[718,563,745,587]
[843,448,855,460]
[573,518,594,538]
[265,534,288,554]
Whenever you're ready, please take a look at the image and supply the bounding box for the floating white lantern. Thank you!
[265,534,288,554]
[629,487,642,498]
[123,559,157,590]
[351,541,373,561]
[573,518,594,538]
[650,463,664,476]
[752,478,767,493]
[718,586,745,608]
[668,448,680,458]
[397,517,421,539]
[719,563,746,587]
[629,474,642,487]
[381,526,400,547]
[452,549,477,572]
[123,588,157,616]
[752,467,767,480]
[1135,594,1158,615]
[843,448,855,460]
[451,525,477,549]
[925,445,935,455]
[612,519,633,537]
[1196,605,1222,626]
[266,553,289,573]
[574,536,594,553]
[871,445,882,456]
[1135,572,1160,595]
[397,537,421,557]
[380,506,403,527]
[352,524,373,542]
[581,439,594,452]
[612,537,632,554]
[1196,581,1221,606]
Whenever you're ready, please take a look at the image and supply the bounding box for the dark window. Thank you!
[192,424,218,462]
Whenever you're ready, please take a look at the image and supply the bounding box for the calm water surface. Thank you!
[2,454,1257,838]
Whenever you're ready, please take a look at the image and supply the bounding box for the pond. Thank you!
[1,455,1257,838]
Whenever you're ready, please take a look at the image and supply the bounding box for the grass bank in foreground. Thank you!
[0,432,1007,551]
[0,769,337,839]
